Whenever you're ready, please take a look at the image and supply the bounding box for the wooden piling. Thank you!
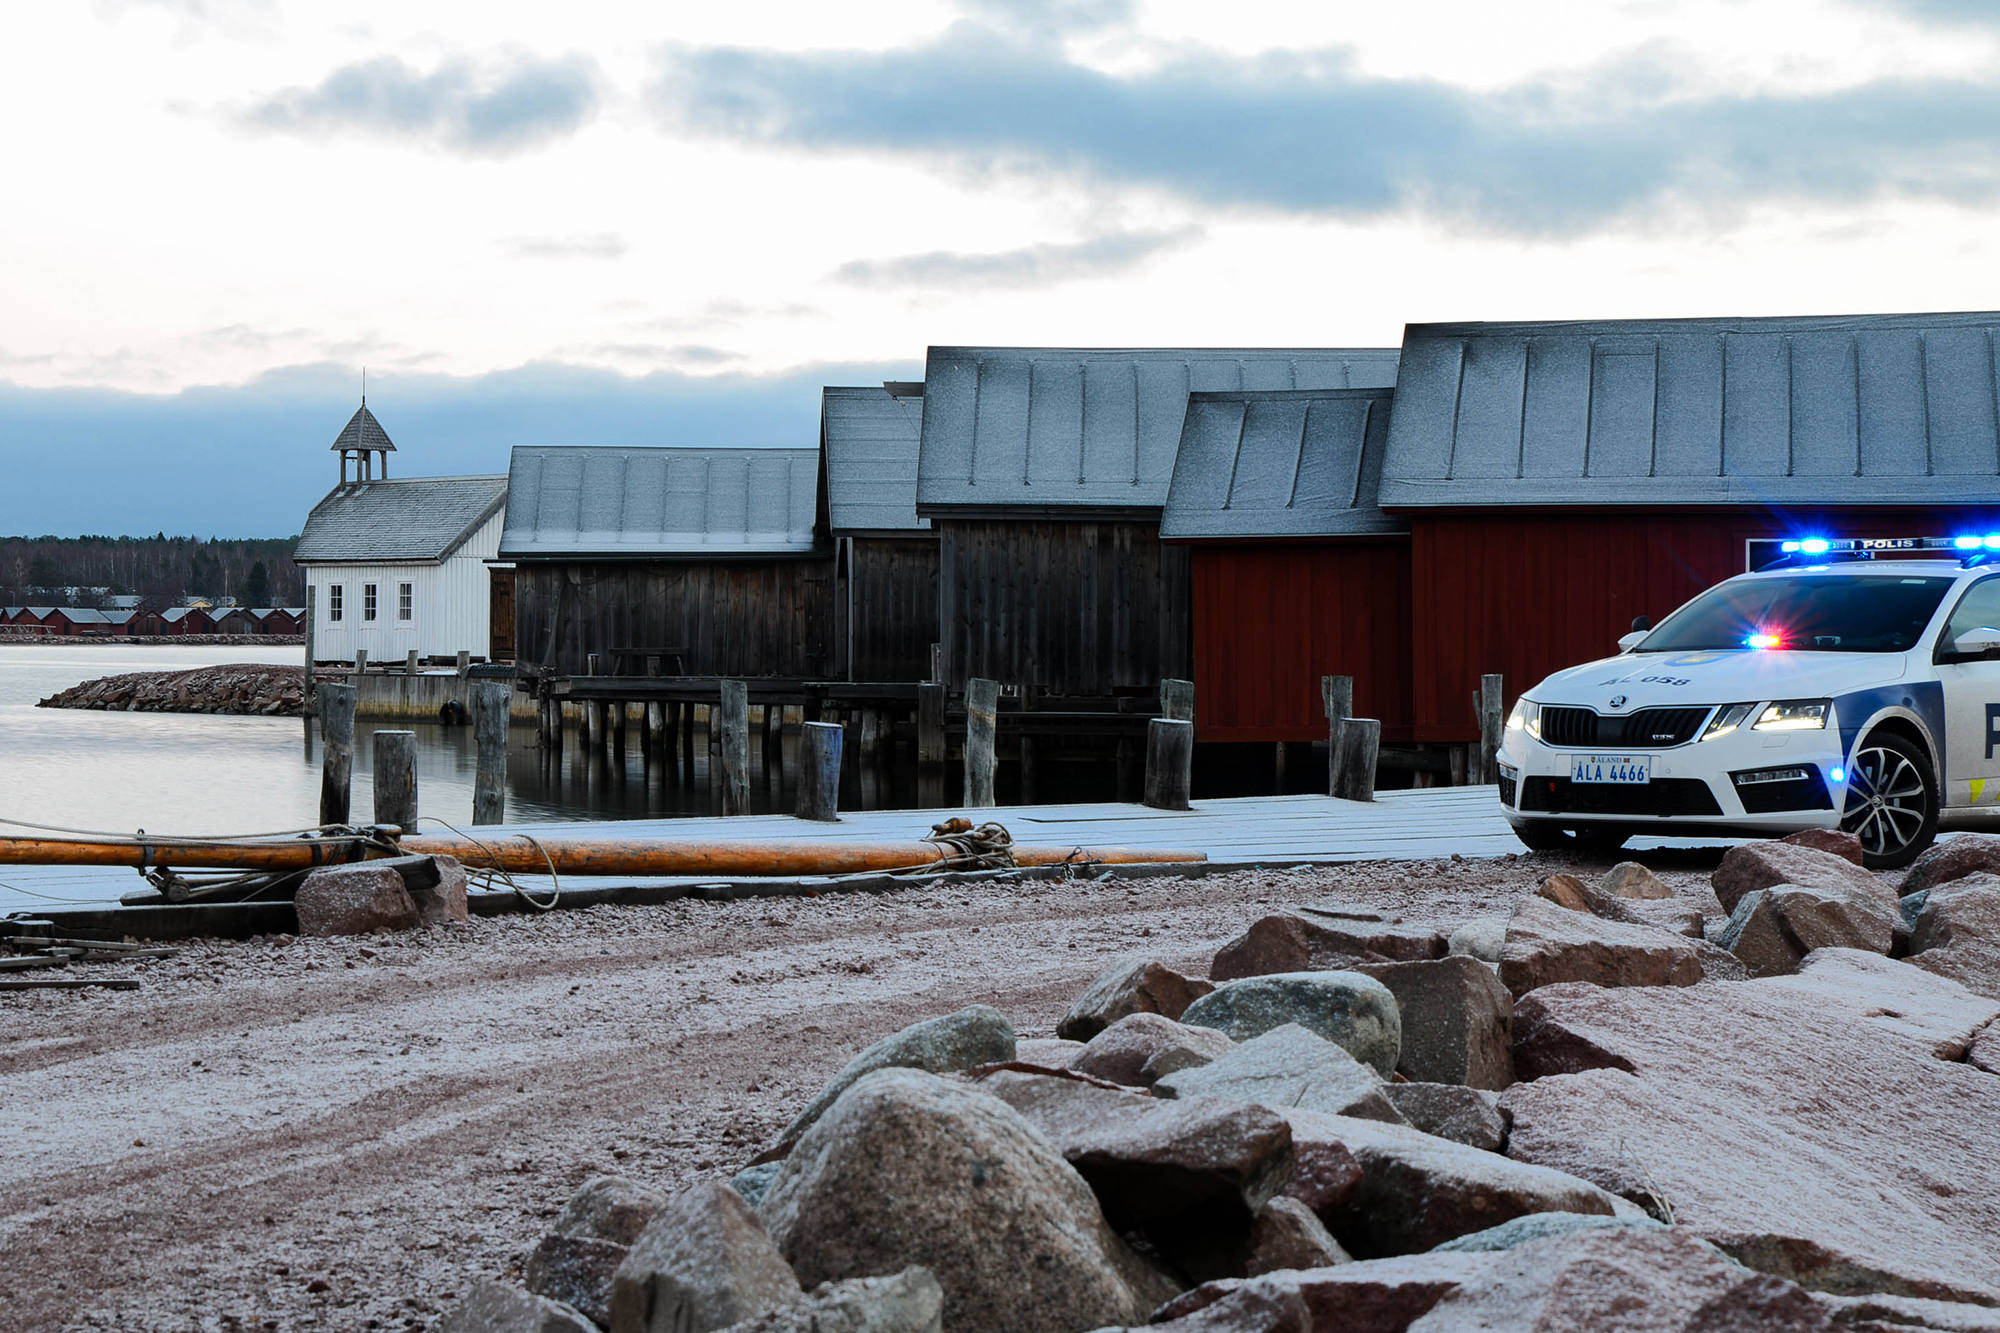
[406,649,420,675]
[796,721,844,821]
[472,682,509,825]
[318,682,356,827]
[763,703,782,774]
[1322,675,1354,797]
[965,678,999,807]
[456,650,471,674]
[372,729,419,832]
[1143,718,1195,810]
[1475,673,1505,786]
[584,697,603,753]
[680,701,696,778]
[719,680,750,815]
[1332,717,1381,803]
[1160,678,1195,723]
[353,648,368,676]
[646,702,666,763]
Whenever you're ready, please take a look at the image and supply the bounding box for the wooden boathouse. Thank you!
[820,384,936,682]
[1162,387,1412,752]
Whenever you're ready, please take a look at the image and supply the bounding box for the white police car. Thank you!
[1497,535,2000,869]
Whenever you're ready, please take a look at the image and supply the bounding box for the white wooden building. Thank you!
[293,404,510,663]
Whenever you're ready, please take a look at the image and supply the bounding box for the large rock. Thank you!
[756,1005,1015,1162]
[1447,917,1507,965]
[714,1267,944,1333]
[1279,1137,1363,1215]
[1902,833,2000,897]
[1013,1037,1087,1070]
[1241,1197,1350,1277]
[609,1182,802,1333]
[1973,1020,2000,1074]
[1381,1084,1508,1153]
[1910,874,2000,1000]
[1180,972,1401,1076]
[1498,896,1710,998]
[1812,1292,2000,1330]
[1155,1024,1403,1123]
[974,1068,1296,1233]
[1278,1108,1623,1257]
[1783,828,1867,865]
[1210,913,1444,981]
[527,1175,669,1326]
[1069,1012,1235,1089]
[1406,1226,1834,1330]
[758,1069,1176,1331]
[731,1163,781,1210]
[1539,873,1706,938]
[403,854,471,926]
[1713,840,1894,914]
[1500,949,2000,1303]
[1145,1253,1495,1332]
[292,863,419,936]
[1600,861,1677,899]
[1432,1210,1665,1252]
[1713,884,1899,977]
[1056,959,1213,1041]
[439,1279,598,1333]
[1352,956,1513,1089]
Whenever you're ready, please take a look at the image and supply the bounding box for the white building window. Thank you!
[363,584,377,621]
[398,582,413,621]
[328,585,343,622]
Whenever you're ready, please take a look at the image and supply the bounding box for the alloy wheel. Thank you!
[1840,744,1929,862]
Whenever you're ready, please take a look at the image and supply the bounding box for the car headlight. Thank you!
[1506,699,1541,740]
[1701,703,1757,741]
[1752,699,1830,731]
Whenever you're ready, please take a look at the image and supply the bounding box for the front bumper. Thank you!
[1497,720,1848,837]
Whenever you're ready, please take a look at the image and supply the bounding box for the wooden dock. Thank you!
[0,787,1737,915]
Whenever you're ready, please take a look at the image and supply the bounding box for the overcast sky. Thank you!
[6,0,2000,535]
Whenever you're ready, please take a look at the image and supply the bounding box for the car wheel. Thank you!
[1510,822,1572,852]
[1509,824,1630,855]
[1840,733,1938,871]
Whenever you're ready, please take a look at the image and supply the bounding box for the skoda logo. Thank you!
[1608,695,1628,709]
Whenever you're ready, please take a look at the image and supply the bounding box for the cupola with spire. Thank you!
[331,393,395,485]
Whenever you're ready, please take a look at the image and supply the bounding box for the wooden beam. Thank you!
[318,683,355,827]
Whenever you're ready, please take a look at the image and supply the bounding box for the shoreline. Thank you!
[0,632,303,647]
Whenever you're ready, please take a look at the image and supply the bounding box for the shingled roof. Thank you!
[499,446,821,558]
[1163,388,1403,540]
[293,475,507,562]
[1381,310,2000,507]
[330,403,396,453]
[820,386,927,533]
[916,347,1401,516]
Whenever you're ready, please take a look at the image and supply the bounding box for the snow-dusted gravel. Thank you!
[0,848,1724,1331]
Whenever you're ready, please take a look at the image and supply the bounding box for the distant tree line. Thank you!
[0,535,304,608]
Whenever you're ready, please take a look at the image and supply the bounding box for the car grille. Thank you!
[1539,706,1712,748]
[1519,777,1723,817]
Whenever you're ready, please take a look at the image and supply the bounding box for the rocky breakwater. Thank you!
[439,844,2000,1332]
[37,662,307,716]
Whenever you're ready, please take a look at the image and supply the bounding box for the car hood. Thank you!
[1528,648,1913,711]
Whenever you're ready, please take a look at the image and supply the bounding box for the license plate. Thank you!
[1571,754,1651,784]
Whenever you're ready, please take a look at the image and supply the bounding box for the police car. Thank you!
[1497,535,2000,869]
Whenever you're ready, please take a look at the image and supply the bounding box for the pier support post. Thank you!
[1332,717,1381,803]
[353,649,368,677]
[680,701,697,778]
[373,729,419,833]
[1475,673,1505,786]
[318,682,356,827]
[1322,675,1353,797]
[763,703,783,775]
[456,650,471,674]
[796,721,844,821]
[1143,718,1194,810]
[405,650,420,675]
[584,698,603,754]
[918,683,946,807]
[965,678,999,808]
[473,682,509,825]
[1160,678,1195,723]
[719,681,750,815]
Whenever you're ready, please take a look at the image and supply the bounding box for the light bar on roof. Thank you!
[1777,536,1997,555]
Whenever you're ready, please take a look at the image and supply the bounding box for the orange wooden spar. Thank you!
[0,833,1205,876]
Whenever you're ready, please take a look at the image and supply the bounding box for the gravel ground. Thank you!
[0,847,1732,1332]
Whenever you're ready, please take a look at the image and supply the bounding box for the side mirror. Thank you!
[1631,615,1653,632]
[1617,630,1647,652]
[1952,626,2000,657]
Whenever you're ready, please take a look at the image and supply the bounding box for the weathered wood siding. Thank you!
[937,518,1190,695]
[842,536,939,681]
[514,558,834,677]
[1191,540,1413,743]
[1410,507,1991,743]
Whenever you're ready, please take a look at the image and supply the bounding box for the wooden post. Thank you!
[1160,678,1195,723]
[353,648,368,676]
[1476,673,1505,786]
[965,678,999,807]
[763,703,782,774]
[647,702,666,763]
[917,682,946,806]
[858,708,881,764]
[680,701,696,778]
[1143,718,1195,810]
[318,682,355,827]
[456,649,471,674]
[1322,675,1353,797]
[719,680,750,815]
[372,729,418,832]
[472,681,509,825]
[586,652,600,677]
[584,697,603,753]
[1332,717,1381,803]
[796,721,844,821]
[303,593,318,717]
[928,642,942,684]
[406,649,420,675]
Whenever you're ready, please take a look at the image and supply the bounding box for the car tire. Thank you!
[1509,823,1631,856]
[1840,732,1939,871]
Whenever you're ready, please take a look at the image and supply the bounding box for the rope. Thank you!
[919,819,1016,872]
[410,817,560,912]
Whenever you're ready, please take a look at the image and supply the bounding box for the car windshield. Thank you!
[1636,573,1955,653]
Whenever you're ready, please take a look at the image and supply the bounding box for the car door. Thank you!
[1933,575,2000,808]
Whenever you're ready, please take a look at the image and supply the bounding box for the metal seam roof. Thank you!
[293,475,506,563]
[820,386,928,533]
[1381,311,2000,507]
[1162,388,1405,539]
[499,446,821,558]
[916,347,1401,513]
